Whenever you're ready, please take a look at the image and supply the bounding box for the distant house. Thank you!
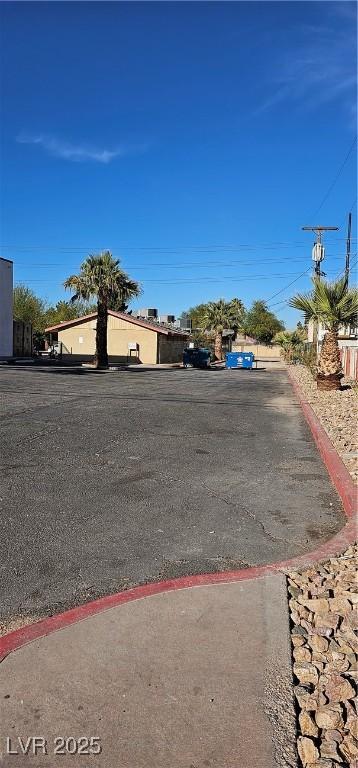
[307,319,358,379]
[45,310,189,365]
[307,319,358,348]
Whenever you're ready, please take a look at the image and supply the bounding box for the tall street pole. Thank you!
[345,212,352,289]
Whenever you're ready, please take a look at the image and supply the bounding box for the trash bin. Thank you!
[225,352,254,369]
[183,347,211,369]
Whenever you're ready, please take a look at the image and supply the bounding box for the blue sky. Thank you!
[0,1,356,327]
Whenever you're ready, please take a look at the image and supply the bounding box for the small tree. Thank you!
[243,300,284,343]
[13,285,47,332]
[290,277,358,390]
[45,300,96,328]
[64,251,141,368]
[273,328,305,363]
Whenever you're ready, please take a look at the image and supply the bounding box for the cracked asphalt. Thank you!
[0,364,344,624]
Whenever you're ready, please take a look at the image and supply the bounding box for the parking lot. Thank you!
[0,364,344,624]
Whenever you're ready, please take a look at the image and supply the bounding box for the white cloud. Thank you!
[255,16,357,117]
[16,134,129,163]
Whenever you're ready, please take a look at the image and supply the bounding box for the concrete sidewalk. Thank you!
[0,576,297,768]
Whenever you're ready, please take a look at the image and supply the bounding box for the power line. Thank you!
[12,254,346,270]
[267,299,290,309]
[14,270,318,286]
[8,235,353,308]
[348,196,357,213]
[1,238,353,253]
[335,253,358,280]
[269,256,358,313]
[310,135,358,218]
[265,268,312,305]
[267,260,357,312]
[2,243,310,252]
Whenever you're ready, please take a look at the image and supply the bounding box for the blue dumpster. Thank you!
[225,352,254,369]
[183,347,211,369]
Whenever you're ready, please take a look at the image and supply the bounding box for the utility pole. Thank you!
[302,225,339,280]
[301,225,339,359]
[345,212,352,288]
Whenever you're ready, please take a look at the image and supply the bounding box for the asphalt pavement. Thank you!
[0,364,344,624]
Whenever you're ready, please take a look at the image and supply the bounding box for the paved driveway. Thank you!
[0,365,343,624]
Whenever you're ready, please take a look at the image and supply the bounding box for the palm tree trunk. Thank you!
[94,293,108,369]
[317,329,342,391]
[214,331,223,361]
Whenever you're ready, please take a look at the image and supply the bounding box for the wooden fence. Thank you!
[340,346,358,380]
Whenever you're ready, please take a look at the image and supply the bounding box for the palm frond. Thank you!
[291,277,358,330]
[64,252,141,308]
[200,298,245,333]
[289,292,318,323]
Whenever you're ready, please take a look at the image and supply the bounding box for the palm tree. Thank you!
[290,277,358,390]
[107,277,142,313]
[273,329,305,363]
[64,251,141,368]
[201,299,245,361]
[229,298,245,339]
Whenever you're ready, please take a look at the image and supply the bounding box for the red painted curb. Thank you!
[287,367,357,519]
[1,368,356,663]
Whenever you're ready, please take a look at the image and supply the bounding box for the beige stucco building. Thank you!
[46,310,188,365]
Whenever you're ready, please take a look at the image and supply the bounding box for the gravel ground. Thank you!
[288,545,357,768]
[289,365,358,484]
[288,365,357,766]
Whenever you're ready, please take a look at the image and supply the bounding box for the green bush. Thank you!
[299,345,317,375]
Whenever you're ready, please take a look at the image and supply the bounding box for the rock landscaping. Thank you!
[288,364,358,484]
[288,545,357,768]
